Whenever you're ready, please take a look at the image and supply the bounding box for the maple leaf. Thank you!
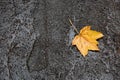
[72,26,104,57]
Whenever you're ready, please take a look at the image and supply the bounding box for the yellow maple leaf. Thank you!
[72,26,104,57]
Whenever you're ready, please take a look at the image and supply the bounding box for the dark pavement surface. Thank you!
[0,0,120,80]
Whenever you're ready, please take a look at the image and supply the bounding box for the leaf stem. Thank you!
[69,19,79,34]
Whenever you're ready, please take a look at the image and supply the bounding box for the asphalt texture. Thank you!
[0,0,120,80]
